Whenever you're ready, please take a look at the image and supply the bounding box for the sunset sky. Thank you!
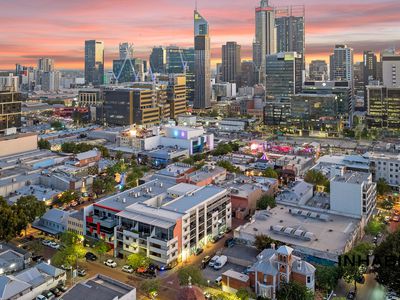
[1,0,399,70]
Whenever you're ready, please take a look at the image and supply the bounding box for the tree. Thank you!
[339,242,373,292]
[38,138,51,150]
[94,240,111,260]
[115,151,123,161]
[364,217,385,236]
[257,195,276,210]
[0,206,19,241]
[276,282,314,300]
[51,121,64,131]
[14,196,46,234]
[60,231,83,247]
[236,288,252,300]
[140,279,160,296]
[377,178,391,196]
[93,177,116,196]
[304,170,330,192]
[315,265,340,292]
[262,168,278,179]
[58,190,78,204]
[177,265,206,286]
[254,234,277,251]
[213,143,234,156]
[217,160,241,173]
[127,253,150,270]
[374,230,400,294]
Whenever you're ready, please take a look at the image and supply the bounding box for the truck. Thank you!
[213,255,227,270]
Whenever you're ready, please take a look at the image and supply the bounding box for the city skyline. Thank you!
[1,0,399,70]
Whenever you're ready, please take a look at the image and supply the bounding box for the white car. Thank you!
[42,240,51,246]
[49,242,60,249]
[215,276,222,286]
[104,259,117,268]
[122,265,134,273]
[208,255,219,267]
[36,296,47,300]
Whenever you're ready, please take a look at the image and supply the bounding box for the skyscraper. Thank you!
[363,51,377,85]
[254,0,276,84]
[309,60,328,81]
[37,58,54,72]
[119,42,134,60]
[221,42,241,84]
[382,50,400,88]
[329,44,354,83]
[194,10,211,109]
[265,52,302,99]
[150,46,166,73]
[84,40,105,86]
[275,5,305,69]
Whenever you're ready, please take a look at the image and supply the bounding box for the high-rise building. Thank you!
[164,74,187,119]
[221,42,241,84]
[166,46,195,103]
[113,58,145,83]
[37,58,54,72]
[239,61,256,88]
[275,5,305,69]
[367,86,400,129]
[329,44,354,83]
[194,10,211,109]
[150,46,166,74]
[265,52,302,99]
[103,88,160,127]
[0,74,19,92]
[309,60,328,81]
[119,42,134,60]
[254,0,276,84]
[84,40,105,86]
[382,51,400,88]
[0,91,24,133]
[363,51,377,85]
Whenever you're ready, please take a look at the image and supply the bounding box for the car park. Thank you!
[208,255,219,267]
[104,259,117,268]
[122,265,134,273]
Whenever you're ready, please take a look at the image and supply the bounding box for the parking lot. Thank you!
[201,260,246,283]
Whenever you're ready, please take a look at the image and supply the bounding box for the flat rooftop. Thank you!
[332,171,370,184]
[157,163,193,178]
[164,185,227,213]
[61,274,135,300]
[187,166,225,183]
[236,204,360,260]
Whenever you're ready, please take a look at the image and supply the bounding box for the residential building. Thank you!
[103,88,160,127]
[308,60,328,81]
[84,40,104,86]
[67,210,85,236]
[221,42,241,84]
[166,74,187,118]
[330,44,354,83]
[0,91,25,133]
[254,0,276,84]
[0,74,19,92]
[37,58,54,72]
[194,10,211,109]
[382,51,400,88]
[266,52,302,99]
[275,5,305,69]
[116,185,231,263]
[366,86,400,129]
[119,42,134,60]
[0,242,31,274]
[150,46,166,73]
[248,245,315,299]
[366,152,400,189]
[32,208,70,236]
[0,263,66,300]
[330,171,376,222]
[61,274,136,300]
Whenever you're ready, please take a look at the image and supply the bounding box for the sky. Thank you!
[0,0,399,70]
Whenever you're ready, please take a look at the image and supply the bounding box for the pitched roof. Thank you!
[0,275,31,299]
[277,245,294,256]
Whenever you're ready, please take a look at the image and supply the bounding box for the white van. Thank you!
[215,276,222,286]
[213,255,227,270]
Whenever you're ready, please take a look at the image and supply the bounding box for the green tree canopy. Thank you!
[177,265,206,286]
[377,178,391,196]
[304,169,330,192]
[315,265,341,292]
[217,160,241,173]
[94,239,111,259]
[254,234,278,251]
[257,195,276,210]
[276,282,314,300]
[374,230,400,294]
[38,139,51,150]
[127,253,150,270]
[262,168,278,179]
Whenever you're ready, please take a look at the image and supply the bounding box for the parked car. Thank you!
[135,270,156,278]
[158,260,178,271]
[32,255,44,262]
[347,290,356,299]
[122,265,134,273]
[36,295,47,300]
[209,255,219,267]
[57,284,68,292]
[201,255,212,268]
[49,242,60,249]
[214,255,228,270]
[104,259,117,268]
[85,252,98,261]
[215,276,222,286]
[42,240,51,246]
[212,235,222,243]
[77,268,87,277]
[224,237,235,248]
[225,227,232,234]
[42,290,55,300]
[195,248,204,256]
[61,264,72,271]
[50,288,62,297]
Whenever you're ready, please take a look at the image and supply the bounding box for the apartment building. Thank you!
[366,152,400,189]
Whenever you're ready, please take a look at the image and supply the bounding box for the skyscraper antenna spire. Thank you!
[195,0,197,10]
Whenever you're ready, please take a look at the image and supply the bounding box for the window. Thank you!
[307,276,311,283]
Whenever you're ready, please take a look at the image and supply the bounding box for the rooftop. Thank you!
[235,205,360,261]
[61,274,136,300]
[187,165,226,183]
[332,171,371,184]
[156,163,194,178]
